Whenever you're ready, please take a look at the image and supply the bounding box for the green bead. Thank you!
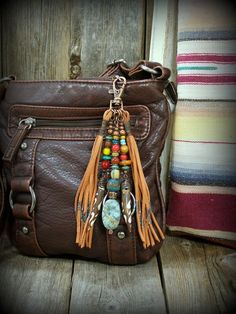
[111,165,119,169]
[102,155,112,160]
[106,135,113,140]
[111,152,119,157]
[111,169,120,179]
[121,166,130,171]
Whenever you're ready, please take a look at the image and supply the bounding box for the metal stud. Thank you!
[22,226,29,234]
[117,231,126,240]
[20,142,28,150]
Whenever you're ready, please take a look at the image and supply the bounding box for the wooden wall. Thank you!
[0,0,153,79]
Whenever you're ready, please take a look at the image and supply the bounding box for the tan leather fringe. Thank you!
[123,110,164,248]
[74,109,112,247]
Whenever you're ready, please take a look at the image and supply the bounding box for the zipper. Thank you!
[3,116,136,163]
[3,117,34,163]
[33,117,103,128]
[18,117,135,128]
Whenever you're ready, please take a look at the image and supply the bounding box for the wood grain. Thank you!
[71,0,146,77]
[0,247,73,314]
[69,257,166,314]
[159,236,236,314]
[1,0,71,80]
[1,0,146,80]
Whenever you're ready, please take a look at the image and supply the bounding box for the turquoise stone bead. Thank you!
[107,179,120,191]
[121,166,130,171]
[120,140,126,145]
[102,155,112,160]
[105,135,113,140]
[111,165,119,169]
[102,199,121,230]
[112,140,119,144]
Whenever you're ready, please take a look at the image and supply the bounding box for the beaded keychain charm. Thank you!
[74,76,164,249]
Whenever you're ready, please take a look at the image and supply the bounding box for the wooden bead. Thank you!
[119,130,126,136]
[119,160,131,166]
[113,130,119,136]
[107,129,113,134]
[104,141,112,147]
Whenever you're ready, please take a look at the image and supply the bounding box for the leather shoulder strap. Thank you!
[99,59,177,104]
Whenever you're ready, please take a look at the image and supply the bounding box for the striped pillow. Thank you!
[167,0,236,248]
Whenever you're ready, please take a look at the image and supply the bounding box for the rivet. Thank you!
[22,226,29,234]
[117,231,126,240]
[20,142,28,150]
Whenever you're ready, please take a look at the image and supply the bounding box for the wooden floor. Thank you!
[0,234,235,314]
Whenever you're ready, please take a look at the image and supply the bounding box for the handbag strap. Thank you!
[99,59,177,104]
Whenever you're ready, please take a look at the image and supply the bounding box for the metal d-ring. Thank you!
[9,186,36,214]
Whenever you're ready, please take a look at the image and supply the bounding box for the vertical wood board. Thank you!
[1,0,147,80]
[69,257,167,314]
[72,0,146,77]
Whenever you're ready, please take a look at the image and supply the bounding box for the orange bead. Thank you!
[119,160,131,166]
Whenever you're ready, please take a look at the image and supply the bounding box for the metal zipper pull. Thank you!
[2,117,35,163]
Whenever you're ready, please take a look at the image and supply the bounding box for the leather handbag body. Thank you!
[0,60,176,265]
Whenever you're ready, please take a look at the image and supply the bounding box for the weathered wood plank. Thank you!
[1,0,71,80]
[160,236,236,313]
[71,0,146,77]
[69,257,166,314]
[2,0,146,80]
[0,247,73,314]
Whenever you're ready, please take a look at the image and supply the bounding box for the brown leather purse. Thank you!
[0,60,176,265]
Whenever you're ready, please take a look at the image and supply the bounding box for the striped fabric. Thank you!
[167,0,236,246]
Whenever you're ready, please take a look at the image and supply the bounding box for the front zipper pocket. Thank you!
[6,105,150,163]
[8,104,150,141]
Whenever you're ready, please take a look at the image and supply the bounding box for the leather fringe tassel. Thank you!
[122,110,165,248]
[74,109,112,247]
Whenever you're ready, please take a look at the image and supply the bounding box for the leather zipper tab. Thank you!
[2,118,35,163]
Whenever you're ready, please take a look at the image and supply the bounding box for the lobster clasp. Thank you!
[109,76,127,110]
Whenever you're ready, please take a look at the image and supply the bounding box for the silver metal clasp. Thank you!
[110,76,127,110]
[107,58,128,67]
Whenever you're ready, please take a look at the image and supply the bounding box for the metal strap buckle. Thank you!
[107,58,128,67]
[140,64,159,75]
[9,186,36,214]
